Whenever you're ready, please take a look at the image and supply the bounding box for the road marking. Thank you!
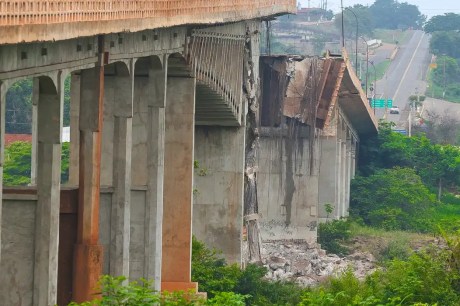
[393,32,425,103]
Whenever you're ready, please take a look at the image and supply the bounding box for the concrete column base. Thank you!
[161,281,198,292]
[73,244,103,303]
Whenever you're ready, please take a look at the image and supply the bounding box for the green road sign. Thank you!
[371,99,385,108]
[387,99,393,107]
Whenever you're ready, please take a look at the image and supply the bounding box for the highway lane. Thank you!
[372,30,432,129]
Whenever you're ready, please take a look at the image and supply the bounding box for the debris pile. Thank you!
[261,241,378,287]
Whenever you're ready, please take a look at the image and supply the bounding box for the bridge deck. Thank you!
[0,0,296,44]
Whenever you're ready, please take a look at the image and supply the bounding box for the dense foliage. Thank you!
[68,274,248,306]
[6,79,33,134]
[3,141,70,186]
[352,122,460,232]
[301,248,460,306]
[351,168,435,231]
[5,77,71,134]
[334,0,424,36]
[192,237,304,305]
[318,220,351,255]
[359,122,460,193]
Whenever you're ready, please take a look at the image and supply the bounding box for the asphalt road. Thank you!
[371,30,432,128]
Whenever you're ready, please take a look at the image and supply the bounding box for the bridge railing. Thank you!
[0,0,296,26]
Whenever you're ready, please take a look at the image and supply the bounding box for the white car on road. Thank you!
[389,106,400,114]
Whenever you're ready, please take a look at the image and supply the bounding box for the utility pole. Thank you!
[341,0,344,48]
[443,56,446,99]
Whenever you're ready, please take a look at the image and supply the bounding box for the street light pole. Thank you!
[341,0,344,48]
[360,36,369,97]
[368,60,377,114]
[345,7,359,72]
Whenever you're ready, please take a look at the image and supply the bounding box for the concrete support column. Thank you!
[69,74,81,186]
[30,79,39,186]
[335,135,342,219]
[345,135,352,217]
[33,75,63,306]
[73,66,104,303]
[110,63,134,278]
[144,58,167,291]
[0,81,6,264]
[162,76,197,292]
[351,140,357,179]
[340,128,347,217]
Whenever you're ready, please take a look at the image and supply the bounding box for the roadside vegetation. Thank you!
[425,13,460,102]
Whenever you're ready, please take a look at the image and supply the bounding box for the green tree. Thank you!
[429,32,460,58]
[350,167,436,231]
[3,141,70,186]
[369,0,424,30]
[424,13,460,33]
[334,5,374,38]
[6,79,33,134]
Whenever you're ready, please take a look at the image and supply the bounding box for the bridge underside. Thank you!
[0,19,260,305]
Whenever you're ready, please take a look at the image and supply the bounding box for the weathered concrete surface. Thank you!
[257,127,319,242]
[162,75,197,291]
[34,75,63,306]
[0,199,36,306]
[0,0,296,44]
[318,110,358,221]
[73,65,104,303]
[193,126,245,264]
[99,189,158,280]
[110,62,134,278]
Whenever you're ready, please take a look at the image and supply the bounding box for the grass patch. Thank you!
[426,60,460,103]
[373,29,410,45]
[374,59,391,81]
[347,222,434,262]
[431,194,460,232]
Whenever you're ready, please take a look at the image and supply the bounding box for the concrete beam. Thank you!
[0,81,6,264]
[109,60,134,278]
[30,78,38,186]
[69,74,81,186]
[162,75,197,292]
[73,64,105,303]
[144,55,167,291]
[33,74,63,306]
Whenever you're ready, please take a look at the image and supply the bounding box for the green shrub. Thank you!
[378,237,411,262]
[191,237,242,296]
[318,219,351,255]
[192,237,304,305]
[206,292,249,306]
[350,167,436,232]
[68,275,205,306]
[301,248,460,305]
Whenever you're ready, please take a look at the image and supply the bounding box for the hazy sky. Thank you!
[298,0,460,18]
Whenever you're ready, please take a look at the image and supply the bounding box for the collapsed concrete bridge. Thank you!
[0,1,378,305]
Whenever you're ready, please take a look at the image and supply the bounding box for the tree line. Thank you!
[335,0,425,39]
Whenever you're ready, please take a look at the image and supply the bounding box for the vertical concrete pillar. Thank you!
[161,76,197,292]
[30,79,39,186]
[110,61,134,278]
[33,75,63,306]
[351,139,357,179]
[144,56,167,291]
[345,132,352,217]
[0,81,6,264]
[73,65,104,303]
[341,125,347,217]
[69,74,81,186]
[335,123,342,219]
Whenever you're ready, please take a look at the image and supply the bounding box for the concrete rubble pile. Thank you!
[261,241,378,287]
